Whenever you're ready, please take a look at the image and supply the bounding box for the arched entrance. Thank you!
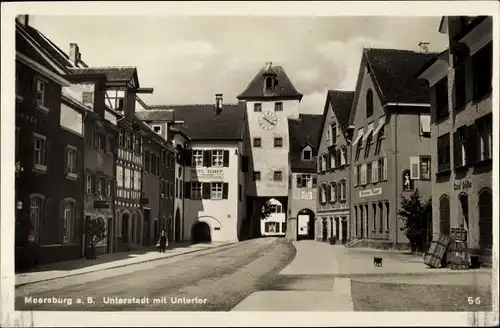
[175,208,182,242]
[478,189,492,250]
[439,195,450,236]
[121,212,130,243]
[459,193,469,231]
[192,221,211,243]
[297,208,315,240]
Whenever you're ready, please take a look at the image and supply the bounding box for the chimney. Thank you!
[215,94,223,115]
[16,15,29,26]
[69,43,80,66]
[264,62,272,70]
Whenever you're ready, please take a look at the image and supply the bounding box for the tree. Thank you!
[259,200,274,220]
[398,189,432,253]
[85,217,106,259]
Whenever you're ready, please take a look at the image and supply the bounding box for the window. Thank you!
[253,171,261,181]
[453,126,467,168]
[371,159,379,183]
[63,201,75,243]
[211,150,224,167]
[297,174,313,188]
[341,147,347,166]
[144,150,150,173]
[161,180,166,198]
[420,157,431,180]
[420,114,431,137]
[253,138,262,148]
[378,157,387,181]
[385,202,390,231]
[437,133,451,172]
[472,42,492,100]
[454,62,466,110]
[367,162,372,184]
[66,146,77,175]
[340,180,347,200]
[331,152,337,169]
[35,78,47,109]
[360,163,367,185]
[192,150,203,167]
[355,165,361,186]
[331,124,337,145]
[477,114,492,161]
[211,182,223,200]
[302,148,312,160]
[275,102,283,111]
[119,129,124,147]
[135,135,142,154]
[329,183,336,202]
[375,122,385,155]
[320,184,327,203]
[97,177,105,195]
[29,196,43,242]
[273,171,282,181]
[82,92,93,105]
[95,133,105,150]
[107,180,112,196]
[254,103,262,112]
[265,77,275,91]
[274,137,283,148]
[435,77,449,120]
[366,89,374,118]
[190,182,202,200]
[33,133,47,169]
[152,125,162,135]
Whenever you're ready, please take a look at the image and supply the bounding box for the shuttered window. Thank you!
[410,156,420,179]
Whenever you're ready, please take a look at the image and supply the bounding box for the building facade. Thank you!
[15,18,86,268]
[417,16,493,263]
[316,91,355,244]
[237,62,303,238]
[348,48,435,249]
[286,114,322,241]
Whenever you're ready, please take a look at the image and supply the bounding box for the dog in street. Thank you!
[373,256,383,267]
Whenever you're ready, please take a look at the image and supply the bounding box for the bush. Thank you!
[85,217,106,258]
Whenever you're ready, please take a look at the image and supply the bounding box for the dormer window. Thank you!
[302,145,312,160]
[264,76,278,92]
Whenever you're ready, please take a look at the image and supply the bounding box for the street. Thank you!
[15,238,493,312]
[16,238,296,311]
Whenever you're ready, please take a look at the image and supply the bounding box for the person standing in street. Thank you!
[158,230,168,253]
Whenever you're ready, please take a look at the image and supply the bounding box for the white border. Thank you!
[1,1,499,327]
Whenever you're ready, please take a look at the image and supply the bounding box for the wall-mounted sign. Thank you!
[189,168,223,181]
[359,188,382,198]
[454,180,472,190]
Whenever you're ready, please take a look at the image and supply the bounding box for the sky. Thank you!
[29,16,448,114]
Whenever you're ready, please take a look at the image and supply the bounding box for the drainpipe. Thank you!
[393,108,399,247]
[182,141,187,242]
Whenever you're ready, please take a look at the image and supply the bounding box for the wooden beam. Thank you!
[135,87,154,94]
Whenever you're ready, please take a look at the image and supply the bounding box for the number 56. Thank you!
[468,297,481,305]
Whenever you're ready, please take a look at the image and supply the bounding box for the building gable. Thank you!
[288,114,323,172]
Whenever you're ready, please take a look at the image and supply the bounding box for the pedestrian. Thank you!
[157,230,168,253]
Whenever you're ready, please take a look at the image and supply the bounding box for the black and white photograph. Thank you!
[1,1,498,327]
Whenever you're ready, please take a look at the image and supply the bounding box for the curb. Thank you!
[15,242,239,288]
[280,269,492,279]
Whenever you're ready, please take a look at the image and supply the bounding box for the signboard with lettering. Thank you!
[454,180,472,190]
[189,168,224,181]
[359,188,382,198]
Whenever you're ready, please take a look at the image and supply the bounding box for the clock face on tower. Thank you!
[258,111,278,130]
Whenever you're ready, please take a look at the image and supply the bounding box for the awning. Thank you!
[362,124,374,142]
[373,117,385,137]
[420,114,431,134]
[352,130,364,147]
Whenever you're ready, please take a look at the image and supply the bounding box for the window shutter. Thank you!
[353,165,358,186]
[202,182,211,199]
[372,160,378,182]
[184,150,192,166]
[337,183,342,202]
[203,150,211,167]
[242,155,249,172]
[64,146,69,174]
[410,157,420,179]
[361,164,366,184]
[222,183,229,199]
[223,150,230,167]
[325,154,331,170]
[383,157,388,180]
[91,175,97,194]
[466,125,477,165]
[296,174,302,188]
[312,176,317,187]
[184,182,191,199]
[453,131,461,168]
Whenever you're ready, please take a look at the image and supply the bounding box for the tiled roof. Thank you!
[288,114,323,171]
[135,109,175,122]
[237,65,303,100]
[317,90,355,148]
[147,103,246,141]
[70,67,137,83]
[364,48,438,104]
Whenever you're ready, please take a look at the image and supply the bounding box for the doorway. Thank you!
[341,218,348,244]
[192,221,211,243]
[122,213,129,243]
[321,219,328,241]
[175,208,182,242]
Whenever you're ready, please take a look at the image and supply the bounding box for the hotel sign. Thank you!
[189,168,224,181]
[359,188,382,198]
